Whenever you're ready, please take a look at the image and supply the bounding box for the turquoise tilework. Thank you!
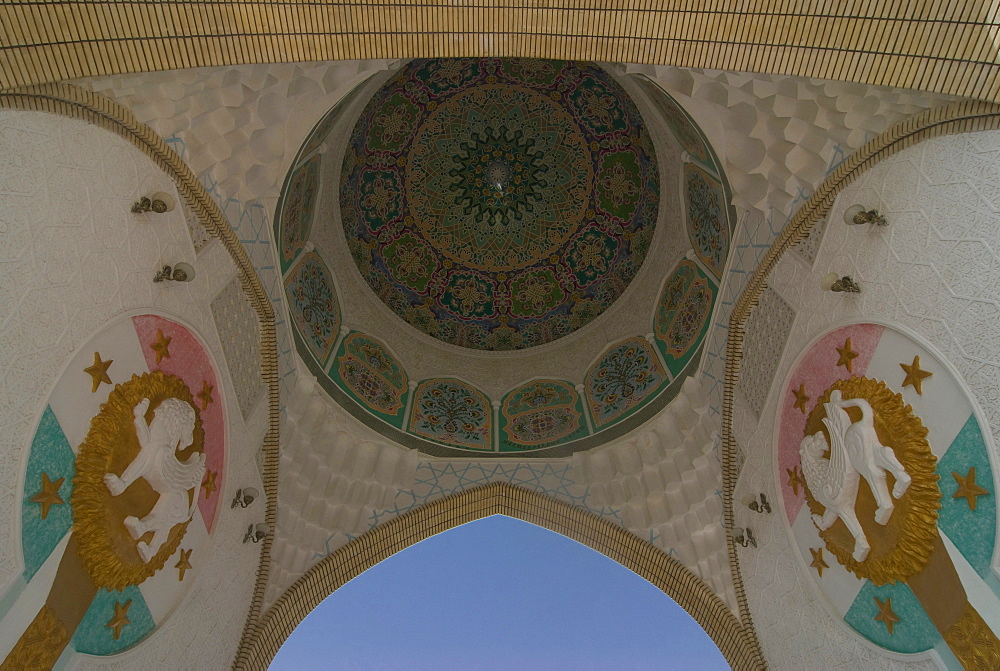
[936,413,995,580]
[844,581,939,654]
[72,585,155,656]
[21,406,76,581]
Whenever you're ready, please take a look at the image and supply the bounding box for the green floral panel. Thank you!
[586,337,667,429]
[341,58,659,351]
[500,379,587,451]
[408,379,493,450]
[279,155,321,270]
[284,251,341,366]
[653,259,717,376]
[684,164,729,279]
[633,76,715,171]
[332,333,408,426]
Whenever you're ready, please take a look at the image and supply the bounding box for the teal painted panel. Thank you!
[72,585,155,656]
[329,332,409,429]
[498,379,588,453]
[844,581,939,654]
[21,406,75,581]
[936,413,996,580]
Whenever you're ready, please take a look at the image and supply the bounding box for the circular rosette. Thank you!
[803,377,941,584]
[71,371,204,590]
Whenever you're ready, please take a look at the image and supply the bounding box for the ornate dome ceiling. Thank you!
[339,59,659,350]
[277,58,734,456]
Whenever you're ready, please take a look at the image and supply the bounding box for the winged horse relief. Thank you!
[799,390,912,562]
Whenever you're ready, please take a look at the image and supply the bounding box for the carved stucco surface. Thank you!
[0,110,267,669]
[734,129,1000,669]
[736,286,796,421]
[266,366,730,613]
[211,275,265,422]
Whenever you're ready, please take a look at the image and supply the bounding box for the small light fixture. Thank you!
[844,204,888,227]
[743,493,771,514]
[153,262,195,283]
[730,526,757,548]
[243,522,270,544]
[821,272,861,293]
[132,191,176,214]
[231,487,259,509]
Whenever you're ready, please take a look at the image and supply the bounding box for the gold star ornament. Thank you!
[105,600,132,641]
[84,352,113,392]
[899,355,932,395]
[197,380,214,410]
[873,596,900,634]
[835,337,859,373]
[792,384,810,414]
[952,467,990,510]
[809,547,829,577]
[150,329,172,364]
[786,466,805,496]
[175,548,193,581]
[30,472,65,520]
[201,469,218,499]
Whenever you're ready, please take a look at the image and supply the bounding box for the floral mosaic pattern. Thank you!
[334,333,408,421]
[408,379,492,450]
[280,155,321,268]
[500,379,585,450]
[586,337,667,428]
[284,252,341,365]
[684,164,729,279]
[654,260,716,373]
[341,58,659,350]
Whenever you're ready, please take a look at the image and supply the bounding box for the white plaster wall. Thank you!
[0,110,267,669]
[734,129,1000,669]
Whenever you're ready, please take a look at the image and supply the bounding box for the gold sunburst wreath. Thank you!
[803,376,941,585]
[72,371,204,591]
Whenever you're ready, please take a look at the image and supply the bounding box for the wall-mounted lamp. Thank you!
[153,263,195,283]
[730,527,757,548]
[844,204,888,227]
[743,493,771,514]
[821,272,861,293]
[243,522,270,544]
[231,487,259,509]
[132,192,176,214]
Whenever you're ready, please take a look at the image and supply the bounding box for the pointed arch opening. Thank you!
[271,514,728,669]
[237,483,761,669]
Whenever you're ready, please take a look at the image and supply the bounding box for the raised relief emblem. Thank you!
[800,389,911,561]
[104,397,206,563]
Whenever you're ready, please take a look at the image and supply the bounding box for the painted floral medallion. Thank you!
[341,58,659,350]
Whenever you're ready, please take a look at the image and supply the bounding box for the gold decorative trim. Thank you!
[0,3,999,102]
[0,83,281,665]
[943,602,1000,668]
[0,605,68,671]
[720,100,1000,653]
[236,482,761,669]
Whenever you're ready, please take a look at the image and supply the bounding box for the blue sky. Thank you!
[271,515,729,670]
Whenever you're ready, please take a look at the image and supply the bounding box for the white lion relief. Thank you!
[104,397,207,563]
[799,390,912,562]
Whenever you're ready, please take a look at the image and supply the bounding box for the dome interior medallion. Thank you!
[340,58,660,351]
[279,57,735,456]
